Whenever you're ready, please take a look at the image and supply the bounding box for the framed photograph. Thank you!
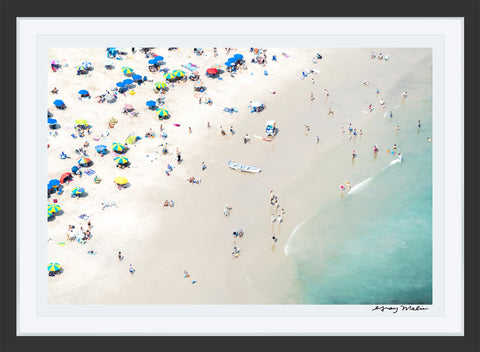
[4,0,477,350]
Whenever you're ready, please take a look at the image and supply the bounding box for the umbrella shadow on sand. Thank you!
[54,210,65,217]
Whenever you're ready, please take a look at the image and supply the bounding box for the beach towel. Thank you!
[223,107,235,114]
[264,70,268,75]
[173,123,181,127]
[181,62,198,71]
[79,214,89,220]
[84,169,96,176]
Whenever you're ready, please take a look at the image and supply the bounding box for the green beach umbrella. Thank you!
[47,204,61,214]
[172,69,185,77]
[75,119,88,126]
[154,81,168,90]
[156,108,169,117]
[47,263,61,272]
[122,66,134,74]
[111,143,125,152]
[164,72,176,80]
[115,156,129,165]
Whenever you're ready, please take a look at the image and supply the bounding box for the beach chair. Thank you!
[93,175,101,184]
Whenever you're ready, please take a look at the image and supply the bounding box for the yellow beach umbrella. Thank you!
[114,177,128,185]
[75,119,88,126]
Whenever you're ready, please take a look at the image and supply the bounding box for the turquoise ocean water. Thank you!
[285,65,433,304]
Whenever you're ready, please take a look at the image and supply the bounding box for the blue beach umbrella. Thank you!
[71,187,85,195]
[132,74,142,81]
[154,55,164,62]
[123,78,133,85]
[146,100,157,107]
[95,145,107,152]
[78,89,89,95]
[233,54,243,60]
[227,57,237,63]
[148,59,157,65]
[53,99,65,106]
[116,82,126,88]
[71,165,79,173]
[48,179,61,188]
[224,62,233,67]
[47,118,57,125]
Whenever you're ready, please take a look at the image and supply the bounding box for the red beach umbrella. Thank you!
[206,68,218,75]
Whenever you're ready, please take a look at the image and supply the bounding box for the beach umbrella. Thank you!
[111,143,125,152]
[75,119,88,126]
[154,82,168,90]
[81,61,92,68]
[148,59,158,65]
[122,66,134,74]
[48,179,61,188]
[47,204,61,214]
[233,54,243,60]
[74,65,86,71]
[116,82,126,88]
[48,212,53,219]
[71,165,79,173]
[60,172,72,183]
[206,68,218,75]
[224,61,233,67]
[156,108,169,117]
[53,100,65,107]
[71,187,85,195]
[146,100,157,107]
[47,118,57,125]
[251,101,263,108]
[172,70,185,77]
[154,55,164,62]
[47,263,61,272]
[77,157,91,166]
[78,89,89,95]
[212,64,222,70]
[114,176,129,185]
[123,78,133,85]
[164,72,176,80]
[95,145,107,153]
[124,103,134,110]
[125,134,139,144]
[114,156,129,165]
[227,57,237,63]
[103,59,113,66]
[50,60,59,65]
[193,80,204,88]
[132,74,142,81]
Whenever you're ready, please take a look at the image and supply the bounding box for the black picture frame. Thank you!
[2,0,478,351]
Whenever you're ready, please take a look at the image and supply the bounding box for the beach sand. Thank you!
[46,47,431,304]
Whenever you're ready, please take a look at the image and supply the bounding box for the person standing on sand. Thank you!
[310,93,314,102]
[315,136,319,143]
[207,122,210,128]
[324,88,329,99]
[340,183,345,191]
[201,162,206,171]
[129,264,134,276]
[352,150,357,159]
[395,125,400,133]
[188,127,192,133]
[118,252,122,261]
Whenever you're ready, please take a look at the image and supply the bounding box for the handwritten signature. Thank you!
[372,305,429,314]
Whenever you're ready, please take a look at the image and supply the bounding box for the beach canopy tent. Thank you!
[47,263,61,272]
[60,172,72,183]
[111,143,125,152]
[172,70,185,77]
[77,157,92,166]
[95,145,107,154]
[114,176,128,185]
[53,99,65,107]
[48,179,60,189]
[132,74,142,81]
[116,82,126,88]
[123,78,133,85]
[47,118,57,125]
[156,108,169,118]
[115,156,129,165]
[71,187,85,195]
[146,100,157,107]
[124,103,134,111]
[233,54,244,60]
[122,67,134,75]
[75,119,88,126]
[47,204,61,214]
[125,134,140,144]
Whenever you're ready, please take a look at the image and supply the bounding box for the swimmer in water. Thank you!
[373,145,378,153]
[418,120,421,128]
[427,137,432,142]
[393,144,397,151]
[352,150,356,159]
[398,153,403,162]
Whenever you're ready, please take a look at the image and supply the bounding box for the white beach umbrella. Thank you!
[103,59,113,66]
[251,101,263,108]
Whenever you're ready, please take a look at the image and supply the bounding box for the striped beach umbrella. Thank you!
[51,60,59,65]
[71,187,85,195]
[48,212,53,219]
[154,82,168,90]
[156,108,169,117]
[75,119,88,126]
[111,143,125,152]
[81,61,92,68]
[47,204,61,214]
[172,70,185,77]
[114,156,129,165]
[114,176,129,185]
[74,65,86,71]
[77,157,91,166]
[47,263,61,272]
[163,72,176,81]
[122,66,134,74]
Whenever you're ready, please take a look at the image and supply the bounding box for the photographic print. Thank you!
[45,46,432,305]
